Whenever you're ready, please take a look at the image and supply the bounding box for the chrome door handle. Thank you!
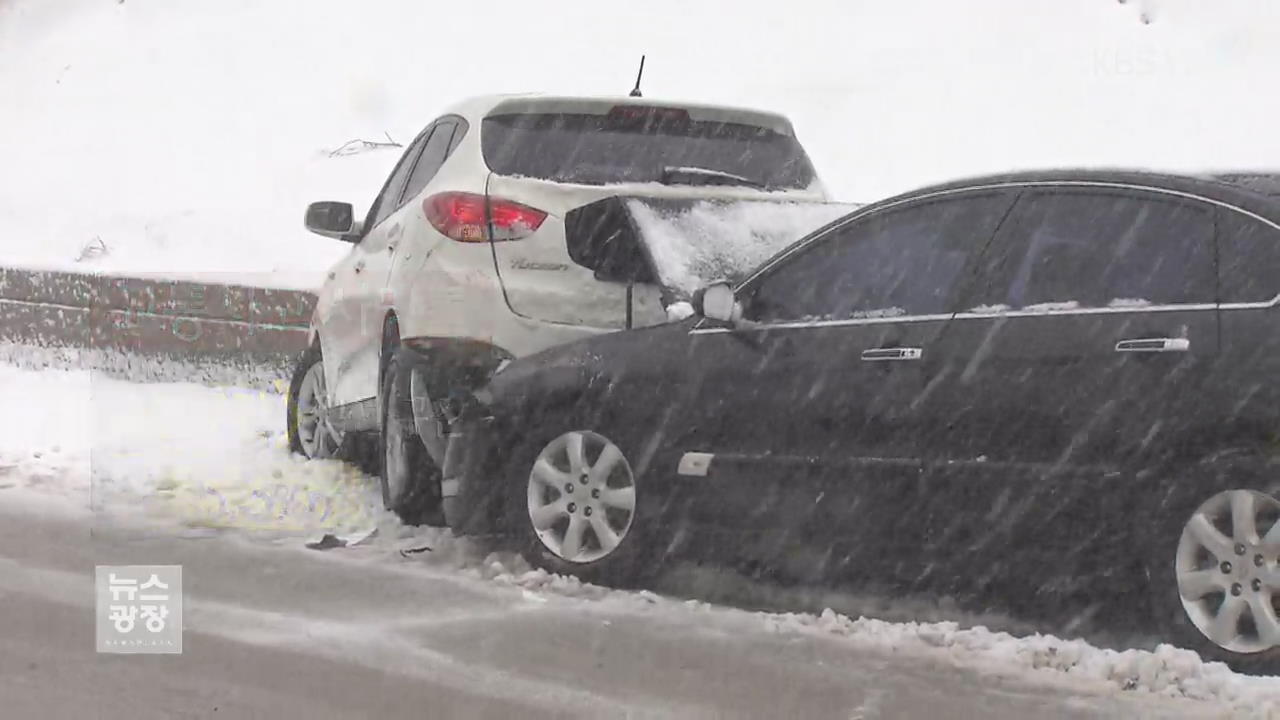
[861,347,923,362]
[1115,337,1189,353]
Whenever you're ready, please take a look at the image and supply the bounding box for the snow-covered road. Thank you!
[2,357,1278,717]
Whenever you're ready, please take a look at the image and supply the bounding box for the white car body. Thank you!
[308,94,828,412]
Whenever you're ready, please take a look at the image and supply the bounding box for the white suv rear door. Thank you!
[484,174,668,329]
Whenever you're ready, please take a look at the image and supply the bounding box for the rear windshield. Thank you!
[481,111,816,190]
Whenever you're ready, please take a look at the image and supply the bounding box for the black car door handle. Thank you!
[1115,338,1189,353]
[861,347,923,362]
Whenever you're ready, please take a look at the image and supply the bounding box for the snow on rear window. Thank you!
[627,199,855,298]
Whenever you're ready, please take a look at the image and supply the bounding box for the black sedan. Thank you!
[437,169,1280,674]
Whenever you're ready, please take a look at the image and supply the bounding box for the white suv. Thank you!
[287,94,829,522]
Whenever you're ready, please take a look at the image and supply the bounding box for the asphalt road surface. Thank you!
[0,503,1232,719]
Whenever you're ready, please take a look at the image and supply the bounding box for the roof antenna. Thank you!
[629,55,646,97]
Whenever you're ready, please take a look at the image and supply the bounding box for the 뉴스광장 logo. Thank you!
[95,565,183,654]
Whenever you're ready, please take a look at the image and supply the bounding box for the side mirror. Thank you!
[304,201,359,241]
[693,282,741,324]
[565,197,657,284]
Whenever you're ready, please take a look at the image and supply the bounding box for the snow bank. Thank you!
[631,199,853,297]
[0,363,92,512]
[0,361,376,533]
[763,610,1280,716]
[4,0,1280,285]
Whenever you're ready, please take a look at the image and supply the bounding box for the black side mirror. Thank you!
[304,201,359,241]
[592,240,655,283]
[565,197,657,284]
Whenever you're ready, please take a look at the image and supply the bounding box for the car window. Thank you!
[1217,210,1280,304]
[447,117,469,155]
[366,129,431,231]
[961,190,1216,311]
[482,110,815,190]
[742,192,1013,322]
[401,119,457,204]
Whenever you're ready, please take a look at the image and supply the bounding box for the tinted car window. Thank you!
[743,193,1012,322]
[482,111,815,189]
[963,190,1216,310]
[401,120,457,204]
[1217,210,1280,303]
[447,117,469,154]
[367,130,430,230]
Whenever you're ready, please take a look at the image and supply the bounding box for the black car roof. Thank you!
[893,168,1280,223]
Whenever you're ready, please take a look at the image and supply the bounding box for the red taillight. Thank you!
[423,192,546,243]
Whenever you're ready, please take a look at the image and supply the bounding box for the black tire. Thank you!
[1144,453,1280,675]
[379,347,444,526]
[503,417,658,586]
[286,344,353,460]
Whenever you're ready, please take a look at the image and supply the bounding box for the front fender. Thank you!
[482,353,609,419]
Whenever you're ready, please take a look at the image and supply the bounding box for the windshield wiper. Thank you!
[659,166,765,189]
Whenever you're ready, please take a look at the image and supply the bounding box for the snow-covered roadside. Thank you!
[0,361,376,534]
[2,359,1277,713]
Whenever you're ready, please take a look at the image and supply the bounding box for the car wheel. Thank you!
[287,345,347,460]
[379,348,444,526]
[1146,457,1280,674]
[512,428,650,584]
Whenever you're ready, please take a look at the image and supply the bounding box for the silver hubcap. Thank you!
[1176,489,1280,653]
[296,362,343,459]
[527,431,636,564]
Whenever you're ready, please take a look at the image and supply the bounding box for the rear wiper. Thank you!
[659,166,765,189]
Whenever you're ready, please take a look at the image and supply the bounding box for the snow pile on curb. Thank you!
[0,363,92,509]
[0,361,377,533]
[763,609,1280,715]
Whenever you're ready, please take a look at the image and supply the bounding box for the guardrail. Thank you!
[0,268,316,383]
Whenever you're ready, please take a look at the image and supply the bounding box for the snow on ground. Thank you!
[0,360,377,533]
[3,1,1280,287]
[2,358,1278,713]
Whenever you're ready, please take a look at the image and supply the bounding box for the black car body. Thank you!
[439,169,1280,672]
